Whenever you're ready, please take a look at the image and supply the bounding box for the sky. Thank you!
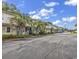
[3,0,77,29]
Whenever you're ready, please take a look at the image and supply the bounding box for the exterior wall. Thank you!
[45,28,51,33]
[2,25,32,35]
[2,25,17,35]
[52,29,56,33]
[2,25,58,35]
[2,12,59,35]
[2,12,31,35]
[2,12,17,35]
[45,25,56,33]
[32,27,40,34]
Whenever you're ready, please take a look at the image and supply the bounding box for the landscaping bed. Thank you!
[2,34,32,41]
[2,33,55,41]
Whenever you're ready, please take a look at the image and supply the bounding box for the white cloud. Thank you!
[64,0,77,6]
[39,8,54,16]
[30,14,41,19]
[39,9,48,16]
[62,16,77,22]
[29,11,36,15]
[52,16,77,28]
[29,8,55,20]
[52,20,68,27]
[44,2,59,7]
[69,16,77,21]
[53,20,61,25]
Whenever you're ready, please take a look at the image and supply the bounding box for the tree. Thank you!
[32,21,47,34]
[10,4,17,12]
[2,2,10,11]
[10,11,27,35]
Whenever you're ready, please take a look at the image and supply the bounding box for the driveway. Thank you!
[2,33,77,59]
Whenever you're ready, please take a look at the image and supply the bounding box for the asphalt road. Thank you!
[2,33,77,59]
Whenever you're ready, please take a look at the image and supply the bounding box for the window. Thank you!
[7,27,10,32]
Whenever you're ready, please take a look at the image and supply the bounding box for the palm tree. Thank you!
[24,14,33,34]
[32,20,47,34]
[2,2,10,12]
[12,13,27,34]
[9,4,17,12]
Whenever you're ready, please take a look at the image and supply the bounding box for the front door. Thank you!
[29,27,32,34]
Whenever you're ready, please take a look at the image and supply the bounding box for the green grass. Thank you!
[69,31,77,36]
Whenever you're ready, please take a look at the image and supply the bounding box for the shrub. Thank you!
[39,30,46,35]
[32,33,38,36]
[3,34,16,40]
[2,34,32,40]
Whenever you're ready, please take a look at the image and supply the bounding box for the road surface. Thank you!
[2,33,77,59]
